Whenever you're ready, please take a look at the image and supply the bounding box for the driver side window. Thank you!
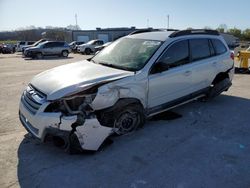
[151,40,189,74]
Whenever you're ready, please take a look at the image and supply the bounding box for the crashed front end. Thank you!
[19,84,114,151]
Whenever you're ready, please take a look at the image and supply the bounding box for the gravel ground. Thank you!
[0,53,250,188]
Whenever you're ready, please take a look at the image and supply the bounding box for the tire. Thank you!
[36,52,43,59]
[114,104,145,135]
[85,48,92,55]
[61,50,69,57]
[208,78,231,99]
[96,100,146,135]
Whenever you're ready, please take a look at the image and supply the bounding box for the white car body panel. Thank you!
[75,119,114,150]
[19,101,77,140]
[148,64,193,108]
[91,76,147,110]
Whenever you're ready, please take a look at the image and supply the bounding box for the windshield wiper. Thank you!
[98,62,133,71]
[90,59,97,64]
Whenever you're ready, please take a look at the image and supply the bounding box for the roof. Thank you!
[126,31,174,41]
[126,29,220,42]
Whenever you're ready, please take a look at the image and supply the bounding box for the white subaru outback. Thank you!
[19,29,234,152]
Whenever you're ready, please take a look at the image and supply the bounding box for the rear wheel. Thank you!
[207,78,231,99]
[61,50,69,57]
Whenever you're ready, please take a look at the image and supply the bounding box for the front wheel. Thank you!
[113,104,145,135]
[206,78,231,100]
[85,48,92,55]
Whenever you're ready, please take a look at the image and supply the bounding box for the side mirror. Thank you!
[151,62,169,74]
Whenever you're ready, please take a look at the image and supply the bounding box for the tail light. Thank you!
[230,52,234,60]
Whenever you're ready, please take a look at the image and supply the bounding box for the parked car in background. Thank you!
[69,41,85,53]
[0,44,3,53]
[0,43,15,54]
[24,41,71,59]
[22,39,47,53]
[94,42,112,52]
[16,41,35,52]
[77,39,104,55]
[19,29,234,152]
[2,45,13,54]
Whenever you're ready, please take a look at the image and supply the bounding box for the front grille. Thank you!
[21,85,46,114]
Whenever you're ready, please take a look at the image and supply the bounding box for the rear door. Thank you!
[148,40,194,109]
[189,38,218,91]
[54,42,64,54]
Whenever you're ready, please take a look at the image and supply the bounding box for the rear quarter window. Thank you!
[211,39,227,55]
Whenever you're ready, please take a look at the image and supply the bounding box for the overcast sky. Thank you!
[0,0,249,31]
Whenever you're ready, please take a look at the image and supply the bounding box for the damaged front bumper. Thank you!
[19,100,114,151]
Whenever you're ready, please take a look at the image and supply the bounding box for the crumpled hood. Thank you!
[30,60,133,100]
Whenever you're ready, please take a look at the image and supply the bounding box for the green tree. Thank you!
[45,30,67,41]
[227,28,242,38]
[242,29,250,40]
[217,24,228,33]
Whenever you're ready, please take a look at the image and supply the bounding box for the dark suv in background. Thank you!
[24,41,71,59]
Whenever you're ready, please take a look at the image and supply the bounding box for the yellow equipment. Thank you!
[238,51,250,69]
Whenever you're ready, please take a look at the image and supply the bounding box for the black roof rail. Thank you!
[129,29,161,35]
[169,29,219,38]
[166,29,180,32]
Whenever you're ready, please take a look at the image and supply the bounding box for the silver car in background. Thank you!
[24,41,71,59]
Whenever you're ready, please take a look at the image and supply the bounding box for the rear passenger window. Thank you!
[190,39,210,61]
[44,43,53,48]
[54,42,63,47]
[211,39,227,55]
[159,40,189,68]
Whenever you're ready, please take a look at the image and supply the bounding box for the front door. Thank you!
[148,40,194,110]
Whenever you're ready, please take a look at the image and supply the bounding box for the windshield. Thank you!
[33,40,42,46]
[86,40,95,45]
[92,38,162,71]
[36,41,47,48]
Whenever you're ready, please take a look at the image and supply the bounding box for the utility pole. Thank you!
[75,14,78,28]
[167,14,170,29]
[147,19,149,28]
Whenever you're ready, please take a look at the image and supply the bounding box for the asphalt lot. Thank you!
[0,53,250,188]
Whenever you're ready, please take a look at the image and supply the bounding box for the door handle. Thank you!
[184,70,192,76]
